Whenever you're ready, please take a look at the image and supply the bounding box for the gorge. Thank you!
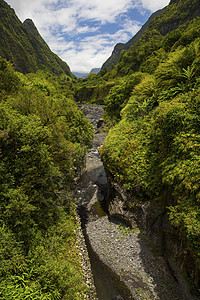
[76,105,199,300]
[0,0,200,298]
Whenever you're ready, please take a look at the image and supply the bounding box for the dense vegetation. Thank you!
[74,73,115,105]
[102,0,200,71]
[74,6,200,274]
[99,15,200,277]
[0,57,93,299]
[1,0,200,296]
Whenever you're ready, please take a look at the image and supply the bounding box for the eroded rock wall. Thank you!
[104,168,200,297]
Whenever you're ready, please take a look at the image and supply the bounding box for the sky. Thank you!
[5,0,170,73]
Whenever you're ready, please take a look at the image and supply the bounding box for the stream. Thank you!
[76,105,188,300]
[76,105,131,299]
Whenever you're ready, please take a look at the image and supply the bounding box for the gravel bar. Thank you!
[86,216,185,300]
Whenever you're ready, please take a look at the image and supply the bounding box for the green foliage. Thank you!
[0,214,87,300]
[103,73,144,124]
[115,30,162,76]
[0,2,72,75]
[0,57,92,298]
[162,29,182,51]
[0,57,20,93]
[100,117,150,196]
[74,74,115,105]
[0,224,25,277]
[139,48,167,74]
[99,15,200,268]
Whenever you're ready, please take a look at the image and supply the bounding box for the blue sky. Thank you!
[5,0,170,73]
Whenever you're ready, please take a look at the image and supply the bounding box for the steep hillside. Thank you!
[0,0,72,75]
[101,8,165,70]
[94,0,200,294]
[89,68,101,74]
[0,55,95,299]
[101,0,200,71]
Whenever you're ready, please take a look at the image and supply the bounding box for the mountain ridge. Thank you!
[101,0,200,71]
[90,68,101,74]
[101,7,166,70]
[0,0,72,76]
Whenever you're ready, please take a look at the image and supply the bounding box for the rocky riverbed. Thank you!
[77,104,194,300]
[86,216,185,300]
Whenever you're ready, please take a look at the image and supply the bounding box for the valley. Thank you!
[77,105,198,300]
[0,0,200,298]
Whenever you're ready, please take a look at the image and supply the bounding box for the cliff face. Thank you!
[104,168,200,297]
[0,0,72,75]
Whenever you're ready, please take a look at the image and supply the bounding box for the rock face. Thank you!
[103,169,200,298]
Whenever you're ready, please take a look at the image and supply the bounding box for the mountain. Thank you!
[73,68,100,78]
[89,68,101,74]
[73,71,88,78]
[101,0,200,70]
[101,8,165,70]
[0,0,72,76]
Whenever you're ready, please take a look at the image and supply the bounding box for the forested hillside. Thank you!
[101,0,200,71]
[0,0,72,75]
[73,0,200,293]
[97,1,200,292]
[0,57,93,299]
[101,7,165,70]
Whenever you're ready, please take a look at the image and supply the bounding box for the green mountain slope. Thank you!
[0,0,72,75]
[101,8,165,70]
[101,0,200,71]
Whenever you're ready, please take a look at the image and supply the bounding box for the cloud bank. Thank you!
[5,0,170,73]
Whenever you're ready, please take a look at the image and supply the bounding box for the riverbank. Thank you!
[75,214,98,300]
[77,104,192,300]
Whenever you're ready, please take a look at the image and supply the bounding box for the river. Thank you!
[76,105,131,299]
[76,104,187,300]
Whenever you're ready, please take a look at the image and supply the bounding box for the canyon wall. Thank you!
[104,168,200,297]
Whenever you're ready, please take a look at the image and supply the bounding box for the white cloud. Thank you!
[6,0,135,25]
[140,0,170,12]
[121,19,141,36]
[6,0,170,27]
[5,0,170,72]
[53,24,141,72]
[70,0,135,23]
